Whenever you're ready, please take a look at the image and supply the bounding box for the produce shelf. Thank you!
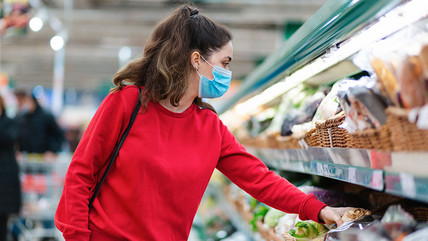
[206,184,259,241]
[245,147,428,203]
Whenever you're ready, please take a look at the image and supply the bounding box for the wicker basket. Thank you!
[386,107,428,151]
[276,135,301,149]
[315,112,350,148]
[349,125,393,150]
[304,128,319,147]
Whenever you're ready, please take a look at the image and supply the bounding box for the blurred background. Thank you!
[1,0,326,123]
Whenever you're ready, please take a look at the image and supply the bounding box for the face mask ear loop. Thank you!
[200,55,215,68]
[194,65,202,77]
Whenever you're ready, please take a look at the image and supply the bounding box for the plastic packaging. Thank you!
[336,77,388,132]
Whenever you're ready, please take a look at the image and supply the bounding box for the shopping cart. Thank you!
[10,153,71,241]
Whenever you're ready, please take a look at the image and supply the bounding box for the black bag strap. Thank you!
[89,87,142,208]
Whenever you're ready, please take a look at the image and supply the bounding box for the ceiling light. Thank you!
[50,35,64,51]
[29,17,44,32]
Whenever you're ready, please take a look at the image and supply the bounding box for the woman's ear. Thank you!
[191,51,201,69]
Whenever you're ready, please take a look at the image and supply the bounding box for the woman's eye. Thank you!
[223,63,230,67]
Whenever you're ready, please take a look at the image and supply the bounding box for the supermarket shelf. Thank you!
[245,147,428,203]
[385,172,428,204]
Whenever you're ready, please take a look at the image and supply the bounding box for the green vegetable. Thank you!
[312,222,328,234]
[249,198,258,210]
[288,221,328,241]
[263,208,285,228]
[249,204,270,232]
[289,229,306,238]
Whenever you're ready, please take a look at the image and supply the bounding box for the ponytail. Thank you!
[111,5,232,114]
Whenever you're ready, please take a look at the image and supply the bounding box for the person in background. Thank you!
[14,89,64,157]
[64,127,82,153]
[55,5,354,241]
[0,95,22,241]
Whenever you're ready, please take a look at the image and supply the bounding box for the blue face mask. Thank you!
[196,56,232,99]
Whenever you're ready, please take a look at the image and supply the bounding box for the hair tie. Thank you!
[190,9,199,17]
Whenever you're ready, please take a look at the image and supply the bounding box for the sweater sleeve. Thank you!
[55,90,131,240]
[216,123,326,222]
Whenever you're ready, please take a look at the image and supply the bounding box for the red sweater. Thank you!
[55,86,326,241]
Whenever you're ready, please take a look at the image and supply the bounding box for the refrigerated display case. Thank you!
[217,0,428,240]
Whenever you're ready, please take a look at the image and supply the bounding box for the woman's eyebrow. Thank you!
[224,56,232,61]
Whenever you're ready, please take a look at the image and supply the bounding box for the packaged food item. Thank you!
[420,44,428,79]
[380,205,416,226]
[349,86,388,127]
[397,55,427,109]
[265,85,325,137]
[281,110,313,137]
[336,77,388,132]
[324,205,420,241]
[357,205,416,241]
[312,82,341,124]
[371,57,399,106]
[341,208,371,223]
[358,25,428,110]
[325,215,378,241]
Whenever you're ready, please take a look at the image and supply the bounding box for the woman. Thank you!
[0,95,21,241]
[55,5,352,241]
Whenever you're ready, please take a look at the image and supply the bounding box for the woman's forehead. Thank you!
[212,42,233,59]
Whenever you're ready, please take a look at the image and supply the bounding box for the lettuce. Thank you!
[263,208,286,228]
[288,221,328,241]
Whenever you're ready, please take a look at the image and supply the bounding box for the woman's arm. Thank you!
[54,88,135,240]
[216,122,326,223]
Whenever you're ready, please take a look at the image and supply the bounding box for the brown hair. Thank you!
[111,5,232,113]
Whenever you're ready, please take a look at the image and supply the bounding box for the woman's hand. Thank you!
[318,206,355,226]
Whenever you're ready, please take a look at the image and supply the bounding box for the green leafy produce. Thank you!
[249,204,270,232]
[288,221,328,241]
[263,208,286,228]
[249,198,258,210]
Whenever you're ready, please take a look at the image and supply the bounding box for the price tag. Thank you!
[316,162,324,175]
[400,173,416,198]
[297,162,305,172]
[372,170,383,190]
[348,167,357,183]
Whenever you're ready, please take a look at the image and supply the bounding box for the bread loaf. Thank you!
[371,57,399,105]
[399,56,426,108]
[419,44,428,78]
[341,208,371,222]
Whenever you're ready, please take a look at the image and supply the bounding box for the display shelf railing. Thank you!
[385,172,428,204]
[245,147,428,203]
